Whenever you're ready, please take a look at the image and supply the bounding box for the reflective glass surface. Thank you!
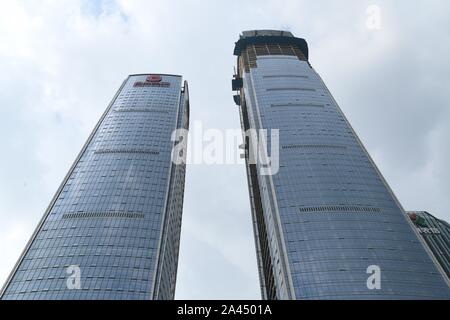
[1,75,189,300]
[241,54,450,299]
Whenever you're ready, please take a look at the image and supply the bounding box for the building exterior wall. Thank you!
[407,211,450,280]
[233,30,450,299]
[1,74,189,300]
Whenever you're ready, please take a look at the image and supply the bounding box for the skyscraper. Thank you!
[1,74,189,300]
[407,211,450,279]
[232,30,450,299]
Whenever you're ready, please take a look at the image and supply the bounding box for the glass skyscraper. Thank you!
[232,30,450,299]
[1,74,189,300]
[407,211,450,279]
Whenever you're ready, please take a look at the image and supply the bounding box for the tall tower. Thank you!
[1,74,189,300]
[232,30,450,299]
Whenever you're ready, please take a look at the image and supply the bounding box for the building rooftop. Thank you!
[234,29,308,59]
[240,30,294,39]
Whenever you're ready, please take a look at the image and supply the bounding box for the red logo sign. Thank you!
[134,74,169,88]
[146,75,162,82]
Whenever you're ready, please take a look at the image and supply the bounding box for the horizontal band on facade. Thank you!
[271,103,324,108]
[114,108,169,113]
[266,87,316,92]
[263,74,309,79]
[298,205,382,213]
[62,212,145,219]
[94,149,160,155]
[282,144,347,150]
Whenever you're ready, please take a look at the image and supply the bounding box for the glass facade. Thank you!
[407,211,450,280]
[233,30,450,299]
[1,74,189,300]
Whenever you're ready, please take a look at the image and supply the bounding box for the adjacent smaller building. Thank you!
[407,211,450,280]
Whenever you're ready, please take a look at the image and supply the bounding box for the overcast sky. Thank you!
[0,0,449,299]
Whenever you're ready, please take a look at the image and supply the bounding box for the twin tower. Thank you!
[1,30,449,300]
